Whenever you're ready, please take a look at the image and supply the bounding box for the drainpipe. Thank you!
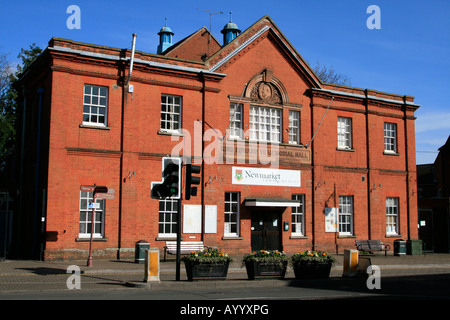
[309,92,315,250]
[403,96,411,240]
[364,90,372,240]
[33,88,44,259]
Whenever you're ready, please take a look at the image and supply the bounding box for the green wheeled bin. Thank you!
[394,239,406,256]
[407,239,423,255]
[135,240,150,263]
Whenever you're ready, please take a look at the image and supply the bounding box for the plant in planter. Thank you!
[290,250,336,279]
[182,248,232,281]
[242,250,289,280]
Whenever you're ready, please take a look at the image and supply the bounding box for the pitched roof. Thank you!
[205,15,322,88]
[161,27,221,62]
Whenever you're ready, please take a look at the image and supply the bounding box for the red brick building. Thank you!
[13,16,420,260]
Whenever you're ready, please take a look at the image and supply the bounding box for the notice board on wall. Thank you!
[183,205,202,233]
[324,207,338,233]
[205,205,217,234]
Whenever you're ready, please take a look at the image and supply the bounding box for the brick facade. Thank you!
[14,16,419,260]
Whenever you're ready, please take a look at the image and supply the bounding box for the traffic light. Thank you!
[151,157,181,199]
[185,164,201,200]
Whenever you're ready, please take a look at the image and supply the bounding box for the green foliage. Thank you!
[242,250,288,267]
[290,250,336,265]
[0,43,42,164]
[181,248,232,263]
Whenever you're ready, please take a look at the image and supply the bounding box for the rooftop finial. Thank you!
[230,11,233,22]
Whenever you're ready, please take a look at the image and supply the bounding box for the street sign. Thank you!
[88,202,100,209]
[95,193,115,200]
[80,185,95,192]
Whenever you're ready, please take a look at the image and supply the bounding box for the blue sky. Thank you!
[1,0,449,164]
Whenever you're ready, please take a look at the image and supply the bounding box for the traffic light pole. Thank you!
[176,197,181,281]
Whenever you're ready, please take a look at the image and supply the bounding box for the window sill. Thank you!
[337,234,356,239]
[222,236,243,240]
[386,234,402,238]
[76,237,108,242]
[336,147,355,152]
[155,236,180,241]
[157,130,184,137]
[383,151,399,156]
[290,235,308,239]
[80,124,110,130]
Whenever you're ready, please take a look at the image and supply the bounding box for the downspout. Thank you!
[33,87,44,259]
[403,96,411,240]
[309,92,315,250]
[200,72,206,241]
[364,90,372,240]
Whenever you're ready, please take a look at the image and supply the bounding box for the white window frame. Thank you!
[160,94,182,133]
[83,85,108,127]
[291,194,305,236]
[229,103,243,139]
[79,190,105,239]
[224,192,240,237]
[337,117,352,149]
[338,195,353,235]
[386,197,399,235]
[249,106,282,143]
[158,198,178,238]
[384,122,397,153]
[289,110,300,144]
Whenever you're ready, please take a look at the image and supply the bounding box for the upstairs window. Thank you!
[337,117,352,149]
[160,94,182,132]
[83,85,108,126]
[384,122,397,153]
[229,103,243,139]
[249,106,281,143]
[289,110,300,144]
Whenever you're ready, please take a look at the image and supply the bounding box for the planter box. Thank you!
[245,260,288,280]
[293,261,332,279]
[184,260,230,281]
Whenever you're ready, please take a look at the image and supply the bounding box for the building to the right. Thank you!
[417,135,450,253]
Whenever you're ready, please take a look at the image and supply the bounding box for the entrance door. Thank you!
[419,209,434,252]
[251,211,281,252]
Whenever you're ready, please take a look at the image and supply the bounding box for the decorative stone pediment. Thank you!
[245,69,288,105]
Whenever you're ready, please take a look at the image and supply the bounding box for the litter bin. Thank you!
[135,240,150,263]
[407,239,423,255]
[394,239,406,256]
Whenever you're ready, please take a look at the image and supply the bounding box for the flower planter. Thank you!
[245,260,288,280]
[293,261,332,279]
[184,260,230,281]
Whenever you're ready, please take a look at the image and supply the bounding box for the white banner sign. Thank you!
[232,167,300,187]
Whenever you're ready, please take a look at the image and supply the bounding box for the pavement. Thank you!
[1,252,450,294]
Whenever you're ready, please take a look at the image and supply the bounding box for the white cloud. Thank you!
[415,113,450,134]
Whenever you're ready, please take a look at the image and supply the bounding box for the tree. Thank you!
[312,62,351,86]
[0,43,42,170]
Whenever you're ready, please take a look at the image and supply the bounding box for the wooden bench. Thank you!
[163,241,205,261]
[355,240,390,256]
